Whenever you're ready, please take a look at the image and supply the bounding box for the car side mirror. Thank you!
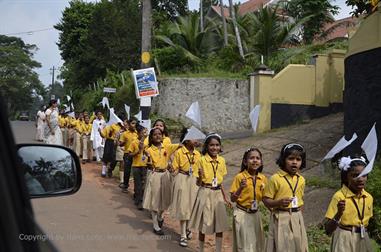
[17,144,82,198]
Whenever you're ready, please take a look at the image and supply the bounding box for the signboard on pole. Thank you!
[131,67,159,98]
[103,87,117,93]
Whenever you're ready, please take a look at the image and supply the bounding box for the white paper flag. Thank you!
[101,97,110,109]
[249,105,261,133]
[135,111,142,121]
[185,101,201,128]
[71,102,74,110]
[124,104,130,120]
[66,95,71,102]
[107,108,123,126]
[64,106,71,113]
[57,98,61,105]
[358,123,378,177]
[68,112,75,118]
[140,119,151,131]
[322,133,358,161]
[182,126,206,142]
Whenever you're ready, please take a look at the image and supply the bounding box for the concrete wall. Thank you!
[344,6,381,154]
[151,78,251,133]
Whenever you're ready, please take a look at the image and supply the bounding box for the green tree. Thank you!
[246,5,302,63]
[286,0,339,44]
[155,13,221,63]
[0,35,44,117]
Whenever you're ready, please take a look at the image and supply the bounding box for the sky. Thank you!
[0,0,353,87]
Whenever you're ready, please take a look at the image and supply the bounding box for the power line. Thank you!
[3,27,55,36]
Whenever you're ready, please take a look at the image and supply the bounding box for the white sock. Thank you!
[152,211,160,230]
[216,237,222,252]
[199,240,204,252]
[180,221,187,238]
[119,171,124,183]
[102,165,107,174]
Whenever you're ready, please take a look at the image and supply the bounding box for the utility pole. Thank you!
[50,66,55,86]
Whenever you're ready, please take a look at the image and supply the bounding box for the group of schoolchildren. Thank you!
[94,117,375,252]
[56,110,106,163]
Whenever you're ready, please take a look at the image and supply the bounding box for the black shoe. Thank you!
[137,204,143,211]
[107,170,112,178]
[153,228,164,236]
[101,173,106,178]
[119,183,127,189]
[158,219,164,229]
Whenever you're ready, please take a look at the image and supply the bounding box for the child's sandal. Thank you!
[179,237,187,247]
[186,229,192,240]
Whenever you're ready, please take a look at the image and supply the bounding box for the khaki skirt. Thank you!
[331,227,373,252]
[189,187,229,235]
[266,210,308,252]
[115,146,124,161]
[169,173,199,221]
[233,208,265,252]
[142,170,172,212]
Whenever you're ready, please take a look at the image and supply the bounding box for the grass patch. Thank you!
[307,224,331,252]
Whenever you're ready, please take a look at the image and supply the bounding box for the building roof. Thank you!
[319,16,358,42]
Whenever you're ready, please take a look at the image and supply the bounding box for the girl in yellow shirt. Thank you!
[263,143,308,252]
[324,156,373,252]
[230,147,267,252]
[143,119,172,146]
[170,128,201,247]
[142,127,180,235]
[189,133,230,252]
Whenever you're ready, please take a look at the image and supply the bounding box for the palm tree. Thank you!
[228,0,244,58]
[245,5,302,63]
[219,0,228,46]
[155,13,221,62]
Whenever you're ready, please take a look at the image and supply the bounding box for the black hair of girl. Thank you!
[148,127,163,146]
[240,148,264,173]
[49,99,57,107]
[128,117,138,124]
[276,143,306,169]
[340,156,367,186]
[153,119,169,137]
[179,127,189,143]
[202,134,222,155]
[136,124,145,133]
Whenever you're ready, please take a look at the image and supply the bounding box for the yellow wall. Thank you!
[347,7,381,58]
[251,50,346,133]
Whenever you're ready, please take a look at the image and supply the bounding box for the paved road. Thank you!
[11,121,191,252]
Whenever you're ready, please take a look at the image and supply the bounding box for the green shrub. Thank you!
[153,47,194,73]
[366,159,381,245]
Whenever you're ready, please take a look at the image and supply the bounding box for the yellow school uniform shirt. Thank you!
[325,185,373,227]
[263,169,305,208]
[127,138,147,167]
[230,171,267,209]
[144,136,172,146]
[172,146,201,173]
[100,124,122,140]
[120,130,138,153]
[74,119,84,132]
[194,153,227,185]
[58,116,66,127]
[80,122,92,135]
[66,117,75,128]
[146,144,179,170]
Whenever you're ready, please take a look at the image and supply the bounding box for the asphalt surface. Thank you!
[11,121,191,252]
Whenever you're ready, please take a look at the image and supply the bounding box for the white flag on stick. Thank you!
[358,123,378,178]
[71,102,74,110]
[322,133,358,161]
[124,104,130,120]
[135,111,142,122]
[107,108,123,126]
[57,98,61,105]
[249,105,261,133]
[182,126,206,142]
[185,101,201,128]
[68,112,75,118]
[101,97,110,109]
[66,95,71,102]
